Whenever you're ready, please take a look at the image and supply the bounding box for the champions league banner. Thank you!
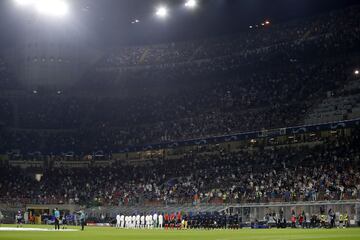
[118,118,360,153]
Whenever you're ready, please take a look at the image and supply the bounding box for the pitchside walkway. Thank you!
[1,200,359,225]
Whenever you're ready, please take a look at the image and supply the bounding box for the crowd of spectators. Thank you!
[0,56,17,90]
[0,57,16,127]
[100,6,359,67]
[1,131,359,206]
[0,5,359,154]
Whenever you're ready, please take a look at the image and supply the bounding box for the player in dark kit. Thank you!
[16,210,23,228]
[62,214,68,229]
[176,212,182,229]
[170,212,175,229]
[164,213,169,230]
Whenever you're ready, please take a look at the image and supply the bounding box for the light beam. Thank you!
[185,0,197,9]
[35,0,69,17]
[156,6,168,18]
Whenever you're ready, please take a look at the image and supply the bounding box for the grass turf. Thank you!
[1,224,360,240]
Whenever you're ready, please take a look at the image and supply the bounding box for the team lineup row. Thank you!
[115,213,182,229]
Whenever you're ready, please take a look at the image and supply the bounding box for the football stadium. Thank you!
[0,0,360,239]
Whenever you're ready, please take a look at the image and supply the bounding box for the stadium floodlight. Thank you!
[185,0,197,9]
[156,6,168,18]
[14,0,35,6]
[35,0,69,17]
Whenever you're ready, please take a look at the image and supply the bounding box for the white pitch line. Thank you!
[0,227,78,232]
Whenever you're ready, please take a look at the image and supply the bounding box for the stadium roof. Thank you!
[0,0,358,49]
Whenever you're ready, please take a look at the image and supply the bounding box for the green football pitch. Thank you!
[1,224,360,240]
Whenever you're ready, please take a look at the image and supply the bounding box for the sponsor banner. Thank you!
[87,223,111,227]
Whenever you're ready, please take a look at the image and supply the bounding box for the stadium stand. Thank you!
[1,130,359,206]
[0,5,360,217]
[305,75,360,124]
[0,5,359,155]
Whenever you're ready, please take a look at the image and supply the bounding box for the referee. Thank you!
[54,208,60,230]
[79,210,86,231]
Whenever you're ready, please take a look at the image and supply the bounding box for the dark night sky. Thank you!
[0,0,359,49]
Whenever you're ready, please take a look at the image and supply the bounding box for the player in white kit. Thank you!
[132,215,136,229]
[125,216,130,228]
[150,214,154,229]
[145,215,150,229]
[158,213,163,229]
[153,212,158,228]
[140,214,145,228]
[120,214,125,228]
[116,214,121,228]
[136,214,141,228]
